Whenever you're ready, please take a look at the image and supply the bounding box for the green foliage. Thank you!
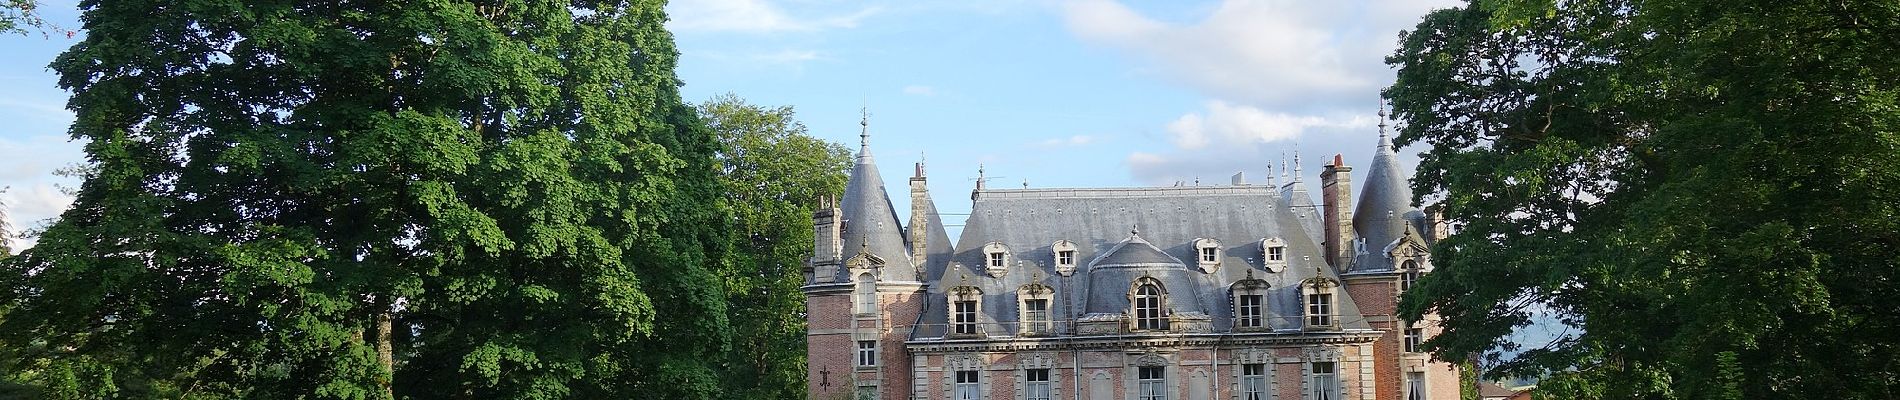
[0,0,45,35]
[698,93,851,399]
[1388,0,1900,398]
[0,0,732,398]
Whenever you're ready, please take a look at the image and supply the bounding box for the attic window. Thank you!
[1192,238,1222,272]
[1303,277,1339,330]
[983,242,1011,277]
[1051,240,1079,276]
[1261,238,1288,270]
[1400,260,1421,292]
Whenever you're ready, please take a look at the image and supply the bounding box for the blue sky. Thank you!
[0,0,1458,245]
[0,0,1571,366]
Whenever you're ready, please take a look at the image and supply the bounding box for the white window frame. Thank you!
[1404,326,1423,353]
[855,273,877,315]
[1310,362,1338,400]
[1241,363,1268,400]
[1405,371,1428,400]
[1303,278,1338,330]
[1024,368,1052,400]
[856,340,877,367]
[955,370,981,400]
[1137,366,1167,400]
[950,286,984,337]
[1131,279,1168,331]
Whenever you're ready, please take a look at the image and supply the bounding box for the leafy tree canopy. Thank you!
[1388,0,1900,398]
[0,0,732,398]
[699,93,850,399]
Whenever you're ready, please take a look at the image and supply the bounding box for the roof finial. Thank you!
[1280,152,1289,181]
[859,105,870,152]
[1130,225,1140,237]
[1293,145,1304,181]
[975,163,986,191]
[1022,178,1029,189]
[1377,99,1392,149]
[1266,161,1277,186]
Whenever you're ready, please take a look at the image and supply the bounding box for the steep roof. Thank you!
[909,185,1372,339]
[837,132,917,282]
[1350,129,1423,272]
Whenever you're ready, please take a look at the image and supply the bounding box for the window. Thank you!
[955,370,980,400]
[989,252,1006,268]
[1138,366,1166,400]
[1023,299,1050,335]
[954,300,979,335]
[1052,240,1080,275]
[1405,372,1427,400]
[1134,283,1167,331]
[1025,368,1052,400]
[1193,238,1222,272]
[1306,291,1333,327]
[856,340,877,367]
[1268,246,1285,262]
[856,384,878,400]
[1400,260,1421,292]
[1057,250,1075,266]
[856,273,877,315]
[1404,327,1423,353]
[1241,363,1267,400]
[1311,362,1337,400]
[1304,278,1337,329]
[1236,294,1264,328]
[1200,246,1218,263]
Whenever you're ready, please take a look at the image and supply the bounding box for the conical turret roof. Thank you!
[839,120,918,281]
[1351,122,1422,272]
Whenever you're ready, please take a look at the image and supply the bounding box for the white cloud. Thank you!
[0,134,85,251]
[902,85,937,96]
[668,0,882,34]
[1060,0,1451,183]
[1036,135,1095,147]
[1165,100,1370,150]
[1058,0,1459,110]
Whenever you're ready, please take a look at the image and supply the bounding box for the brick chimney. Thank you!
[1320,154,1355,271]
[908,163,931,269]
[809,195,842,284]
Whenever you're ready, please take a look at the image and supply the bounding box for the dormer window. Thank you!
[1051,240,1079,276]
[1192,238,1222,273]
[1130,278,1169,331]
[983,242,1011,277]
[1260,238,1288,271]
[1018,283,1055,336]
[855,273,877,315]
[1303,277,1339,330]
[1400,260,1421,292]
[949,285,984,338]
[1231,273,1271,331]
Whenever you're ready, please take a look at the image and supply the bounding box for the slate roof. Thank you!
[1350,131,1425,272]
[836,137,918,282]
[908,185,1373,339]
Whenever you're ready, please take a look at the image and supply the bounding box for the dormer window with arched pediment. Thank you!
[1129,277,1170,331]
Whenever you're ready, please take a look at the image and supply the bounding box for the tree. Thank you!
[0,0,45,35]
[697,93,851,399]
[1387,0,1900,399]
[0,0,730,398]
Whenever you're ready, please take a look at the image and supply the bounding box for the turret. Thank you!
[1350,104,1422,272]
[835,109,918,282]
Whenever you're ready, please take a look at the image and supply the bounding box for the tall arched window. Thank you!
[1400,260,1421,292]
[1133,281,1168,331]
[855,273,877,315]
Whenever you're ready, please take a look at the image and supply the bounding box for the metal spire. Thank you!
[859,106,870,153]
[1377,99,1392,150]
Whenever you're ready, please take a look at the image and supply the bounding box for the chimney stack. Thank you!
[810,196,843,283]
[909,163,931,269]
[1320,154,1355,271]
